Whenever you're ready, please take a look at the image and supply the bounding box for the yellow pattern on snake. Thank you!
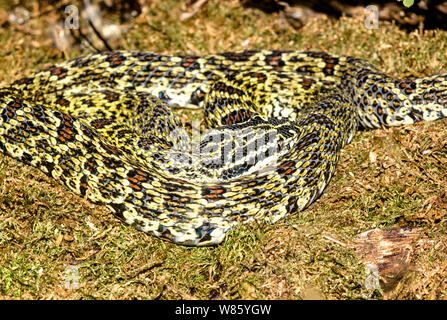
[0,50,446,245]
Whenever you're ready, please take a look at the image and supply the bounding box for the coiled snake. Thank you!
[0,50,446,246]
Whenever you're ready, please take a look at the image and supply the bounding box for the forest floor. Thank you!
[0,0,446,299]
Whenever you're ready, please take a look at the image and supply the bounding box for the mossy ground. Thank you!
[0,0,446,299]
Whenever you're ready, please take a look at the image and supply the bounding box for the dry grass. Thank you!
[0,0,446,299]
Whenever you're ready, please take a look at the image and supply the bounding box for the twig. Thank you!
[87,18,113,51]
[69,23,100,52]
[323,234,347,247]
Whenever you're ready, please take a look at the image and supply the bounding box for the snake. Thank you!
[0,50,446,246]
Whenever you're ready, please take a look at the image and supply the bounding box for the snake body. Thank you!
[0,50,446,245]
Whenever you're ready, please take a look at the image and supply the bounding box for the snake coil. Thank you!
[0,50,446,245]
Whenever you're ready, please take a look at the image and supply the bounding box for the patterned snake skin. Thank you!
[0,50,446,245]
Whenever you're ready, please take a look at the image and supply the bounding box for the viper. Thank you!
[0,50,446,245]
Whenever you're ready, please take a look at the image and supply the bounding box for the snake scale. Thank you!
[0,50,446,246]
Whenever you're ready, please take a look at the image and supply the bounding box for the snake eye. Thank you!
[158,91,169,100]
[196,225,214,243]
